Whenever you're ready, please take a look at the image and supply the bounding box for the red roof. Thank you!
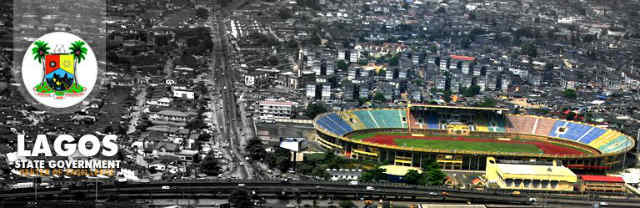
[580,175,625,183]
[450,55,475,61]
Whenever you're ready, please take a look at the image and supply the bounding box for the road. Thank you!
[207,5,259,180]
[126,86,147,134]
[4,181,640,208]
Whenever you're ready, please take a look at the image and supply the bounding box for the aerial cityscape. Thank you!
[1,0,640,207]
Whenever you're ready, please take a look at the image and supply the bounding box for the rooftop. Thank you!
[380,165,422,176]
[580,175,625,183]
[496,163,577,182]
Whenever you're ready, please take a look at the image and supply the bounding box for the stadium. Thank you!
[313,105,636,172]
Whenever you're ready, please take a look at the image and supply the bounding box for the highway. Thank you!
[208,3,260,180]
[2,181,640,207]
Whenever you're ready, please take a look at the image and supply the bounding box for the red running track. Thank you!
[360,135,585,155]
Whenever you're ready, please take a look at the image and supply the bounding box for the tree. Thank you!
[229,188,254,208]
[198,133,211,141]
[358,97,369,106]
[461,85,481,97]
[195,7,209,19]
[339,200,356,208]
[136,119,152,131]
[404,169,427,185]
[304,102,328,119]
[443,90,452,103]
[373,92,386,103]
[521,42,538,57]
[427,168,447,185]
[192,154,202,163]
[563,89,577,99]
[336,60,348,71]
[200,154,221,176]
[278,7,293,19]
[360,167,387,182]
[428,45,438,53]
[421,158,446,185]
[475,97,497,107]
[310,34,322,46]
[216,0,232,7]
[245,137,267,161]
[267,56,279,66]
[566,111,577,121]
[389,55,400,66]
[32,40,50,86]
[266,147,291,172]
[69,40,88,89]
[186,116,206,141]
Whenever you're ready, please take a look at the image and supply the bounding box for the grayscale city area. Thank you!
[0,0,640,207]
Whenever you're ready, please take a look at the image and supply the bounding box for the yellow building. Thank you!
[485,157,577,191]
[379,165,423,182]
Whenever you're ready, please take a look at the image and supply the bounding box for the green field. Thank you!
[395,139,544,154]
[350,132,408,140]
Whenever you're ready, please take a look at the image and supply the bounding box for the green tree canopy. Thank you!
[195,7,209,19]
[336,60,348,70]
[32,40,50,63]
[304,102,329,119]
[404,169,427,185]
[373,92,386,103]
[245,137,267,161]
[421,158,446,185]
[266,147,291,172]
[339,200,356,208]
[461,85,481,97]
[521,42,538,57]
[360,167,387,182]
[475,97,497,107]
[278,7,293,19]
[563,89,577,99]
[200,154,221,176]
[389,55,400,66]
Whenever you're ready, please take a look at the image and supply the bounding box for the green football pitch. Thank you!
[395,138,544,154]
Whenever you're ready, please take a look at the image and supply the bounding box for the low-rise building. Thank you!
[326,168,362,181]
[172,88,194,100]
[150,110,197,126]
[257,100,295,119]
[485,157,577,191]
[579,175,626,193]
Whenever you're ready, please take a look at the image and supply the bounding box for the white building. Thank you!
[306,84,316,98]
[322,85,331,101]
[257,100,295,119]
[173,90,195,100]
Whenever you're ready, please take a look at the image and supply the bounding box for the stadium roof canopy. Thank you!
[408,104,509,112]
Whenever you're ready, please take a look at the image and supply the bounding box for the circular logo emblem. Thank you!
[20,32,98,109]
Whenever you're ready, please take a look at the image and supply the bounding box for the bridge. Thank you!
[2,180,640,207]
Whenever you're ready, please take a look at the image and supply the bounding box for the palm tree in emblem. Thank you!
[31,40,50,89]
[69,40,87,90]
